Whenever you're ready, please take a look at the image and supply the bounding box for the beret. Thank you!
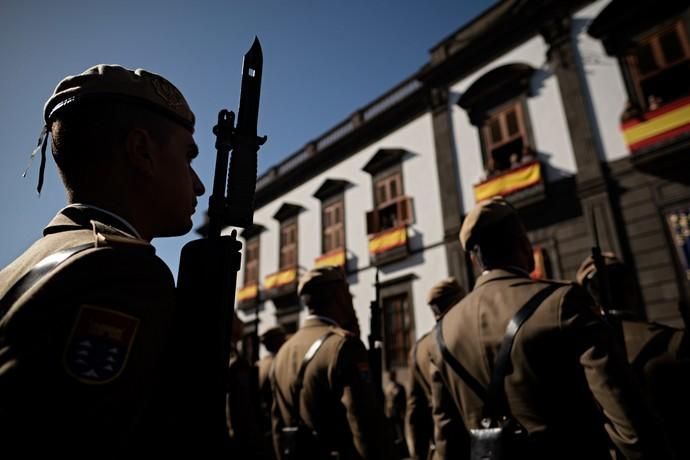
[426,277,465,306]
[575,252,622,285]
[298,266,346,296]
[459,197,519,250]
[44,64,195,132]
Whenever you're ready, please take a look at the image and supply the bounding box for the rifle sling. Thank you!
[436,283,561,419]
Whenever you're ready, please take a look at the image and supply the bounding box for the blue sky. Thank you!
[0,0,493,275]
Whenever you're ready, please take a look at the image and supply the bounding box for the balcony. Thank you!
[314,248,347,269]
[368,225,409,266]
[236,283,260,312]
[623,95,690,154]
[473,159,544,205]
[263,267,298,300]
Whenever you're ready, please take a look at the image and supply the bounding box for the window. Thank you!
[481,102,534,176]
[244,237,260,285]
[628,21,690,112]
[322,198,345,253]
[366,169,413,234]
[279,219,298,269]
[382,293,414,370]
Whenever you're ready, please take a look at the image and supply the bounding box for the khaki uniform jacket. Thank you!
[622,319,689,459]
[429,269,662,460]
[0,206,195,458]
[271,316,387,460]
[405,331,435,460]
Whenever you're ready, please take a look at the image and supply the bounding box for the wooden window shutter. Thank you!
[366,209,380,235]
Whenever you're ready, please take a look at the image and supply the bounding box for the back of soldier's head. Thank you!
[427,277,465,318]
[260,326,287,354]
[298,266,347,312]
[460,197,531,270]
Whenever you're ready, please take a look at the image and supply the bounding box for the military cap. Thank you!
[44,64,195,132]
[426,277,465,307]
[260,326,287,344]
[459,196,519,250]
[298,266,346,296]
[576,252,622,285]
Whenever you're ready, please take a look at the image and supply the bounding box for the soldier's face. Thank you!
[149,123,205,237]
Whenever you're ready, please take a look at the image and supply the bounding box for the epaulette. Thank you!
[331,326,355,339]
[91,221,152,250]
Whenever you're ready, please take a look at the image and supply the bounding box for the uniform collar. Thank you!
[474,267,532,288]
[303,314,340,328]
[44,204,142,240]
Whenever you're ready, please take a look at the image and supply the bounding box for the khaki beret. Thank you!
[459,197,519,250]
[260,326,287,344]
[44,64,195,132]
[426,277,465,307]
[575,252,622,285]
[298,266,346,296]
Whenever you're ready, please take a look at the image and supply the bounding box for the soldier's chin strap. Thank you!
[23,124,50,196]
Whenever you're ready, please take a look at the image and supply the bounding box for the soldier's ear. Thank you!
[124,127,155,178]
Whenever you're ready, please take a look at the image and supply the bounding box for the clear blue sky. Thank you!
[0,0,493,275]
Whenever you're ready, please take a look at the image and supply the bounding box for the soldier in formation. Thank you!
[405,277,465,460]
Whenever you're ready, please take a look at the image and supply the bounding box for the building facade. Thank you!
[228,0,690,374]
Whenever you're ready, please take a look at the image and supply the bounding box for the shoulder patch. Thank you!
[64,305,139,384]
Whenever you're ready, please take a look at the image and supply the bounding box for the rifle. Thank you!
[368,268,384,404]
[175,38,266,450]
[590,209,625,353]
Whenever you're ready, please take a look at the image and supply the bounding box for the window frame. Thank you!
[479,98,534,175]
[321,194,346,254]
[379,276,416,372]
[279,217,298,270]
[243,236,260,286]
[624,20,690,112]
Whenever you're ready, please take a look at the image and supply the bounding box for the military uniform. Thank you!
[0,65,211,458]
[0,205,180,457]
[271,316,385,459]
[577,253,690,459]
[406,278,465,460]
[405,332,435,460]
[429,197,664,460]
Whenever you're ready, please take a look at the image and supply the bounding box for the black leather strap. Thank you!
[485,283,561,418]
[436,283,561,419]
[435,321,488,401]
[0,243,94,320]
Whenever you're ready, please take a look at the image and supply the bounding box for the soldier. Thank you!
[405,278,465,460]
[428,197,667,459]
[576,253,690,459]
[0,65,209,458]
[257,326,288,460]
[270,266,390,459]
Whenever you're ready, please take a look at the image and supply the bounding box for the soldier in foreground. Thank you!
[576,253,690,459]
[270,266,390,459]
[405,278,465,460]
[0,65,209,457]
[428,197,667,459]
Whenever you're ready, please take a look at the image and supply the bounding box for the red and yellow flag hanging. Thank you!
[264,268,297,290]
[315,248,346,268]
[473,160,541,203]
[622,96,690,152]
[368,226,407,255]
[237,283,259,302]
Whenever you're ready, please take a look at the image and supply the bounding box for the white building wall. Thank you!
[449,34,579,213]
[238,112,451,350]
[573,0,630,162]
